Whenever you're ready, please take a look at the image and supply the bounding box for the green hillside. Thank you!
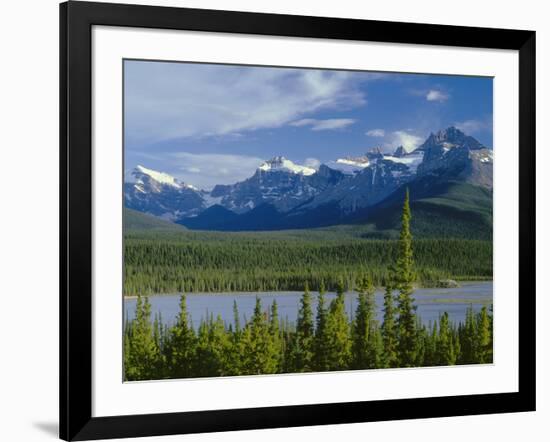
[124,208,186,232]
[355,181,493,240]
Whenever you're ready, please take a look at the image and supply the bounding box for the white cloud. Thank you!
[455,119,491,134]
[126,61,369,143]
[290,119,315,127]
[291,118,356,131]
[426,89,449,102]
[366,128,385,137]
[383,130,424,152]
[304,157,321,168]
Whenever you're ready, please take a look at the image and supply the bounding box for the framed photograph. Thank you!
[60,1,536,440]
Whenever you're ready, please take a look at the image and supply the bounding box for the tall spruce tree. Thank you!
[124,317,133,380]
[435,312,456,366]
[414,318,427,366]
[125,295,159,380]
[241,297,278,375]
[381,284,398,368]
[423,321,438,366]
[269,300,283,372]
[452,329,461,364]
[395,189,418,367]
[325,279,352,370]
[227,300,243,375]
[458,305,477,364]
[194,318,212,376]
[476,306,492,363]
[368,327,384,369]
[352,275,379,369]
[233,300,241,334]
[165,294,196,379]
[289,283,315,371]
[152,313,166,374]
[194,314,231,377]
[314,281,331,371]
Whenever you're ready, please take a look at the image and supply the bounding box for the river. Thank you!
[124,281,492,329]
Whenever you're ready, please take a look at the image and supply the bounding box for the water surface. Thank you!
[124,281,492,329]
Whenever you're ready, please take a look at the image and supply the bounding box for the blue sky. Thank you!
[124,59,493,190]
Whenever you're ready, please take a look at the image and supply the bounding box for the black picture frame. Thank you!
[60,1,536,440]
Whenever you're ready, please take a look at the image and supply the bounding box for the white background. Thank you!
[0,0,547,441]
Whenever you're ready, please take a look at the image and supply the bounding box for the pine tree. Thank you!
[125,295,159,380]
[314,281,331,371]
[152,313,166,374]
[194,319,212,376]
[435,312,456,365]
[458,305,477,364]
[227,300,243,375]
[289,283,315,371]
[153,314,161,349]
[165,294,196,379]
[194,314,231,377]
[238,325,254,374]
[423,321,438,366]
[352,275,380,369]
[452,329,461,364]
[123,314,133,380]
[241,297,278,375]
[269,300,283,372]
[325,279,352,370]
[381,284,398,368]
[280,317,293,373]
[233,299,241,334]
[476,306,492,363]
[368,326,384,369]
[414,318,427,366]
[395,189,418,367]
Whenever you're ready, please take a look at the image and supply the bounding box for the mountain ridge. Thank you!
[124,127,493,236]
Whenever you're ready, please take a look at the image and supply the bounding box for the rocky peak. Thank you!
[419,127,484,152]
[416,128,492,187]
[393,146,407,157]
[366,146,384,160]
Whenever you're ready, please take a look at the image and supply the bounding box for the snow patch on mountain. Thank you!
[336,157,370,167]
[135,165,180,187]
[382,151,424,172]
[258,156,316,176]
[325,156,370,175]
[134,165,198,190]
[201,192,223,208]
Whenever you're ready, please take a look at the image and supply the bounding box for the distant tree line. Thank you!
[124,191,493,380]
[124,235,492,295]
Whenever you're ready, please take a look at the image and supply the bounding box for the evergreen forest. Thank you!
[124,191,493,380]
[124,232,492,295]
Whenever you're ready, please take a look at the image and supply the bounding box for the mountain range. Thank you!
[124,127,493,238]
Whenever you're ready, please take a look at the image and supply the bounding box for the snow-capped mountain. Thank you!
[416,127,493,187]
[124,165,205,220]
[297,148,424,213]
[124,127,493,230]
[209,157,345,213]
[132,165,198,191]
